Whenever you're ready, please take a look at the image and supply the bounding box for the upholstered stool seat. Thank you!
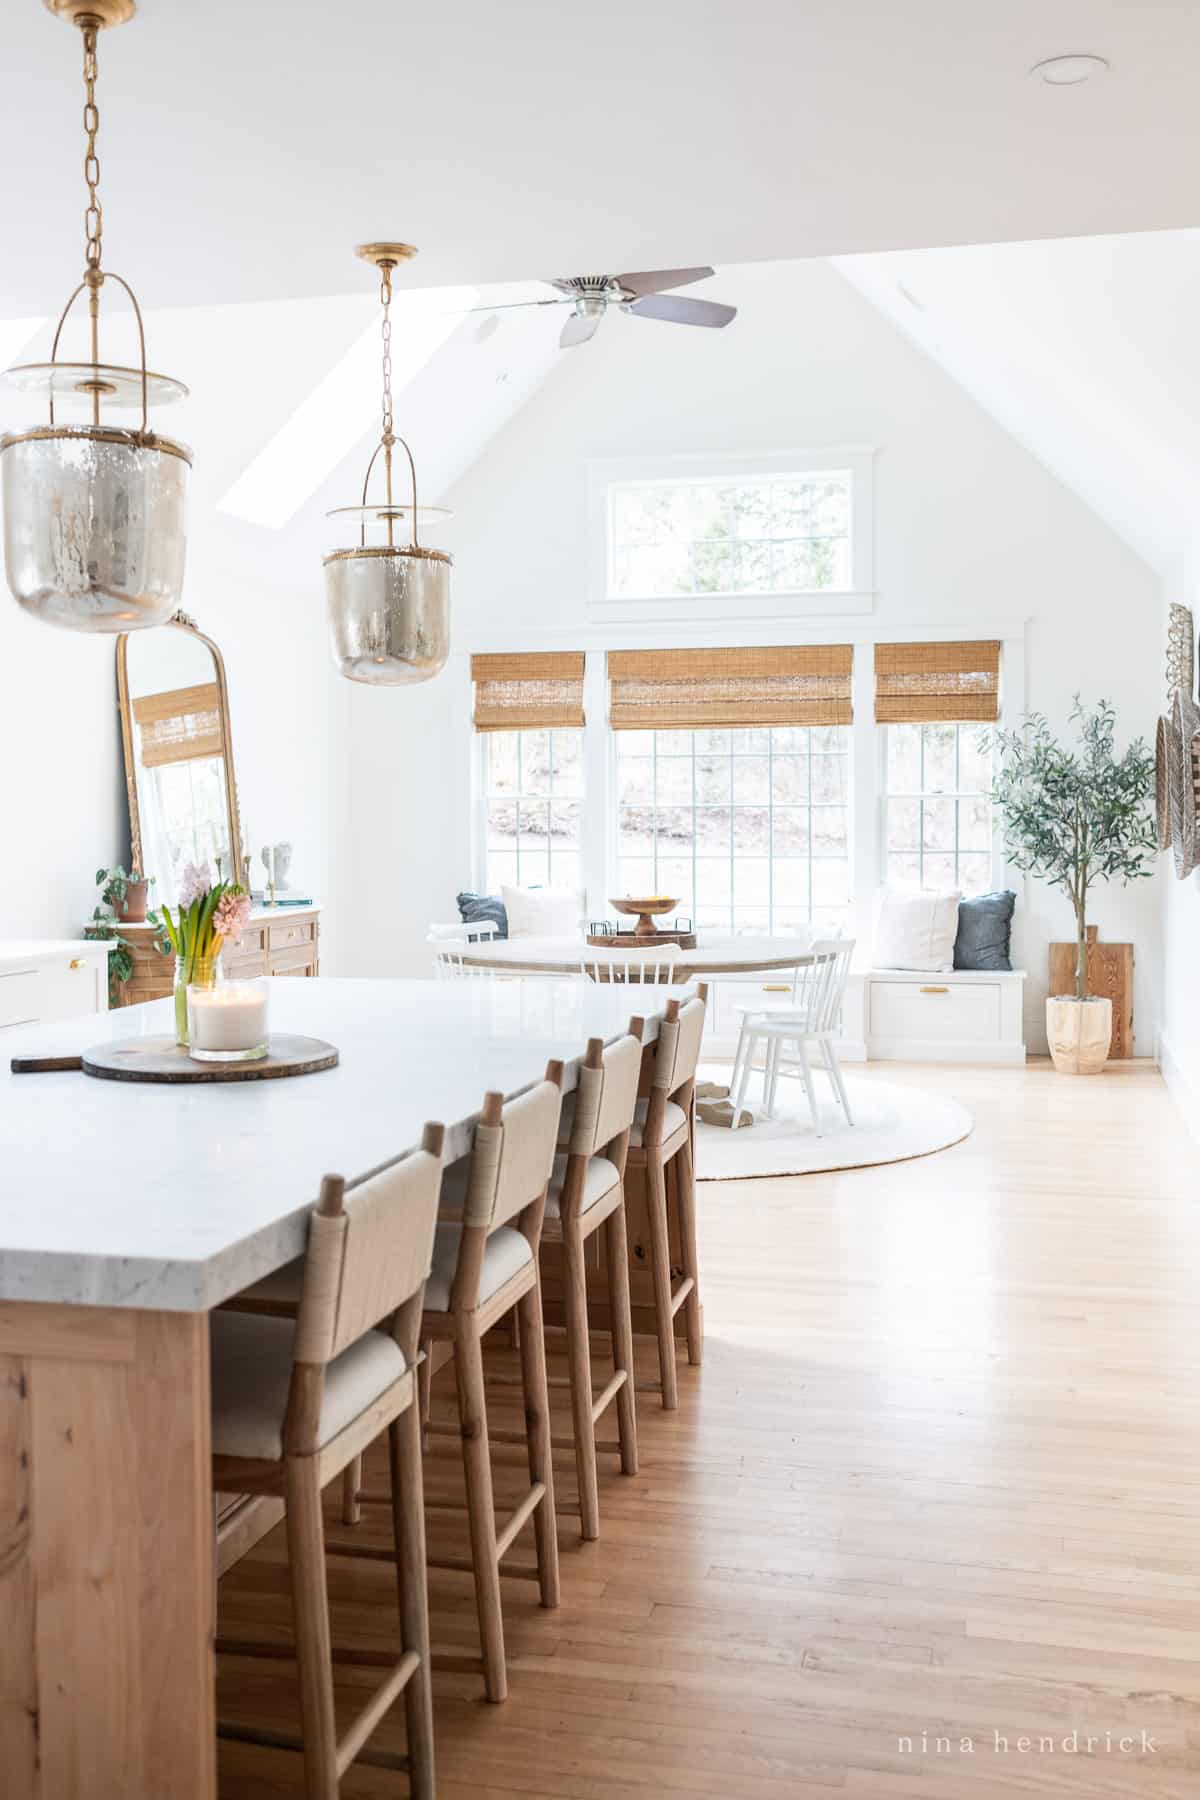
[422,1221,533,1311]
[629,1096,687,1147]
[545,1151,620,1221]
[211,1311,407,1462]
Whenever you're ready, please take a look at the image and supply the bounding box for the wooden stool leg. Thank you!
[515,1279,561,1607]
[673,1138,703,1366]
[454,1316,507,1701]
[283,1456,339,1799]
[418,1337,433,1449]
[341,1452,362,1525]
[605,1201,639,1475]
[389,1402,436,1800]
[643,1152,679,1410]
[562,1221,601,1540]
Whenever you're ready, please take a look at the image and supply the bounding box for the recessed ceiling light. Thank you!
[1030,53,1109,86]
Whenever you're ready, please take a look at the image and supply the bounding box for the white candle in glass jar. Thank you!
[187,981,269,1058]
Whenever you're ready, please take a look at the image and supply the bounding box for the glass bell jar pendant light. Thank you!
[324,244,451,684]
[0,0,191,633]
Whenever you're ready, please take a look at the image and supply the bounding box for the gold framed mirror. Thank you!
[116,612,245,909]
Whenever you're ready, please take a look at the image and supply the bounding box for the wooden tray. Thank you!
[11,1033,338,1084]
[586,930,697,950]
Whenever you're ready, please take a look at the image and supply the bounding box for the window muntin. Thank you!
[609,472,852,600]
[884,721,993,894]
[615,726,851,933]
[483,728,583,891]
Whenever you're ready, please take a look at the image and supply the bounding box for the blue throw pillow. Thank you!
[953,891,1015,971]
[456,891,508,940]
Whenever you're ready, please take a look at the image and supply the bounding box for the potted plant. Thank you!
[82,908,135,1007]
[96,864,155,924]
[992,698,1155,1074]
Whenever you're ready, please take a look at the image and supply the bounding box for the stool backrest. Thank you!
[461,1076,563,1232]
[294,1122,445,1367]
[566,1029,644,1158]
[651,992,707,1098]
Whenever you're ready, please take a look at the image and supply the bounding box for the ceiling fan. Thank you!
[479,267,737,349]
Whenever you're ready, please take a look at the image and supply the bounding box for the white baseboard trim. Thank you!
[1159,1031,1200,1144]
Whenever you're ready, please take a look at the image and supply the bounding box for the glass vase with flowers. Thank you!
[152,862,253,1047]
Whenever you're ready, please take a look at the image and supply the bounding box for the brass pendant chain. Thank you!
[82,24,103,274]
[379,260,395,545]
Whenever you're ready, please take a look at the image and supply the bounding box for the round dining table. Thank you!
[456,931,819,976]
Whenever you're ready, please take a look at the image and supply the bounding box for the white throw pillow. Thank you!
[873,889,960,972]
[501,885,582,939]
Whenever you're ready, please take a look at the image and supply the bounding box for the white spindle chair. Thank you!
[580,950,683,986]
[433,945,496,980]
[729,940,856,1134]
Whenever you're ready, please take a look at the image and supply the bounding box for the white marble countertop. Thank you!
[0,977,678,1313]
[0,939,108,961]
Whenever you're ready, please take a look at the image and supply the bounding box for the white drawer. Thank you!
[709,976,797,1036]
[869,979,1000,1043]
[0,969,40,1029]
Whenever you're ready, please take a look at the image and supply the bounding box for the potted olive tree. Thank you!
[992,699,1155,1074]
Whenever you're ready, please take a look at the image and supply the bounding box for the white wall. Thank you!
[345,258,1165,1055]
[1160,553,1200,1127]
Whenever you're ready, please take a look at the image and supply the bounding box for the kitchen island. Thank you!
[0,976,680,1800]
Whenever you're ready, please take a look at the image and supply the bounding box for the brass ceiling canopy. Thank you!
[1,0,190,633]
[323,244,452,686]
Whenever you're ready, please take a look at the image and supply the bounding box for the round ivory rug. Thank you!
[693,1063,972,1180]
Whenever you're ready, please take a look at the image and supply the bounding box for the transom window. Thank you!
[884,722,993,894]
[482,729,583,892]
[609,471,852,600]
[615,726,851,933]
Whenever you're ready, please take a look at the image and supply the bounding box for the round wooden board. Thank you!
[80,1034,339,1084]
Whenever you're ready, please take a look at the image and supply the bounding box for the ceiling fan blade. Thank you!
[560,310,604,348]
[617,266,715,298]
[628,294,737,329]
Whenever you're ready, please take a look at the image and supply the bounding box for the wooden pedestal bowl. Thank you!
[609,896,679,939]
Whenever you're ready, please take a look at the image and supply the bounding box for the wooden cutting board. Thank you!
[1048,928,1134,1058]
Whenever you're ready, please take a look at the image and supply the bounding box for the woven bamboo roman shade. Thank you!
[874,641,1000,723]
[471,652,586,732]
[132,683,224,769]
[607,646,853,731]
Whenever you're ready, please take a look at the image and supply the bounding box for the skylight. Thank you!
[217,285,479,530]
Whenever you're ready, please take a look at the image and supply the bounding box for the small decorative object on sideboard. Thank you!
[151,862,253,1048]
[96,864,154,923]
[993,699,1155,1075]
[261,841,293,893]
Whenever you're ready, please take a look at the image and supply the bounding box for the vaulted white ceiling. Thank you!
[2,0,1200,313]
[836,230,1200,576]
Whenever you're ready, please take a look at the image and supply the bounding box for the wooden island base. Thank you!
[0,1302,216,1800]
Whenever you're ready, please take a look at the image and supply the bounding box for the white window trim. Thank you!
[585,447,876,622]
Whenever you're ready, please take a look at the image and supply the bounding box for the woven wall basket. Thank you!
[1156,714,1173,850]
[1169,689,1200,880]
[1167,603,1195,705]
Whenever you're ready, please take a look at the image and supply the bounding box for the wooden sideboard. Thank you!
[115,904,322,1006]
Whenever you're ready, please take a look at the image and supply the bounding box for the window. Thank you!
[482,729,583,892]
[609,471,852,600]
[884,722,993,894]
[615,726,851,933]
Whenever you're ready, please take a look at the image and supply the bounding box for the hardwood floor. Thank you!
[217,1059,1200,1798]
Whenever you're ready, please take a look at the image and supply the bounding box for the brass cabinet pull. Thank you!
[69,957,84,970]
[762,983,791,993]
[919,984,949,994]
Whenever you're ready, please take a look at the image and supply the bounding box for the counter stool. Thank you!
[211,1127,444,1800]
[342,1065,564,1704]
[627,990,707,1410]
[541,1024,644,1540]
